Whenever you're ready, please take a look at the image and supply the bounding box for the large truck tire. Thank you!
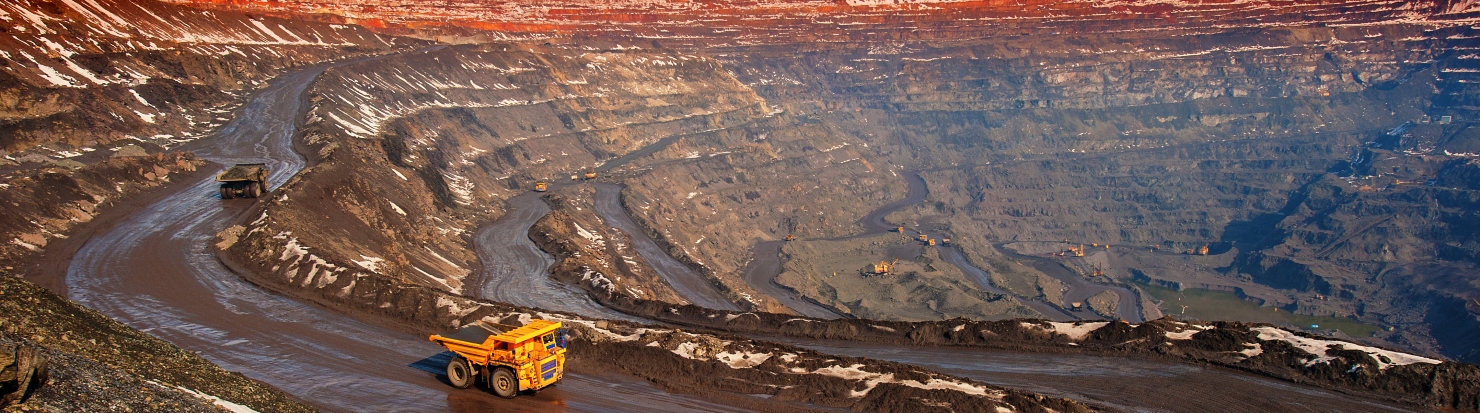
[446,356,474,389]
[245,182,260,198]
[220,186,234,200]
[490,367,517,398]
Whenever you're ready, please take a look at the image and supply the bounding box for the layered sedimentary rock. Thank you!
[0,0,399,275]
[200,0,1480,363]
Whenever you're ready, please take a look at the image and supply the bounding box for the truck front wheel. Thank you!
[490,368,517,398]
[446,356,474,389]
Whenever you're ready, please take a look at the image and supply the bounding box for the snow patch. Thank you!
[1239,343,1264,359]
[10,239,40,251]
[1253,326,1440,369]
[352,255,384,273]
[1029,321,1108,341]
[806,364,1000,399]
[147,381,259,413]
[715,350,772,368]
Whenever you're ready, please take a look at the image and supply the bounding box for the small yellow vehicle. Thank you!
[429,319,568,398]
[534,181,548,192]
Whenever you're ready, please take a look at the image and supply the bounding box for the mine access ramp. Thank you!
[429,319,567,398]
[216,163,268,199]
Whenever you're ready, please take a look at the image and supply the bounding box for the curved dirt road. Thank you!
[471,191,642,322]
[593,183,739,311]
[63,63,747,412]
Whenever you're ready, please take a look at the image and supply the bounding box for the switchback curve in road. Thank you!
[64,61,747,412]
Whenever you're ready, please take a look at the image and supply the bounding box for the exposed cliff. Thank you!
[0,0,404,283]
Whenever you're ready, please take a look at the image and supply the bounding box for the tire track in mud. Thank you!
[63,60,753,412]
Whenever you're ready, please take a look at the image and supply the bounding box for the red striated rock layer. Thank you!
[169,0,1480,39]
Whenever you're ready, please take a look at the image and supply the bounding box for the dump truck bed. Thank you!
[216,163,267,182]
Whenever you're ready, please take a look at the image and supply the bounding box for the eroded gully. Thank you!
[61,61,748,412]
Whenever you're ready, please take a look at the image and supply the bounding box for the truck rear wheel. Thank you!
[220,186,234,200]
[245,182,260,198]
[490,368,517,398]
[446,356,474,389]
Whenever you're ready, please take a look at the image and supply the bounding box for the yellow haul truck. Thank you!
[429,319,568,398]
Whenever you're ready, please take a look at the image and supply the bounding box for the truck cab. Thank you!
[429,319,568,398]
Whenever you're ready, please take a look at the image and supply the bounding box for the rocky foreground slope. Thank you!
[0,272,314,413]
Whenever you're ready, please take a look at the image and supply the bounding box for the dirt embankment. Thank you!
[590,299,1480,411]
[0,0,398,160]
[572,326,1089,413]
[219,232,1094,412]
[1,152,206,288]
[529,186,688,304]
[525,200,1458,410]
[0,273,314,413]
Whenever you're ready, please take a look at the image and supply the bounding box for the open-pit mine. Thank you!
[2,0,1480,412]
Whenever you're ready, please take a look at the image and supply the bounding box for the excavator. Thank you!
[870,258,899,276]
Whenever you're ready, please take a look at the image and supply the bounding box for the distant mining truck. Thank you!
[430,319,567,398]
[216,163,268,199]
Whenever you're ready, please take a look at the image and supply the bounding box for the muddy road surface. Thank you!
[741,239,846,318]
[594,183,739,311]
[472,191,642,322]
[792,339,1418,413]
[60,62,751,412]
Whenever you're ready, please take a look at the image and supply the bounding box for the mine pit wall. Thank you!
[219,42,780,310]
[679,22,1480,362]
[529,186,689,305]
[0,0,400,158]
[0,0,405,284]
[583,298,1480,411]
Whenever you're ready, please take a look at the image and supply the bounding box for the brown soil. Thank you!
[13,154,212,294]
[575,295,1480,411]
[0,273,314,413]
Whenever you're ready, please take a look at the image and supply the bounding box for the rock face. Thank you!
[198,0,1480,365]
[0,0,402,282]
[0,273,314,413]
[220,42,793,309]
[0,341,48,407]
[531,185,687,304]
[0,0,395,157]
